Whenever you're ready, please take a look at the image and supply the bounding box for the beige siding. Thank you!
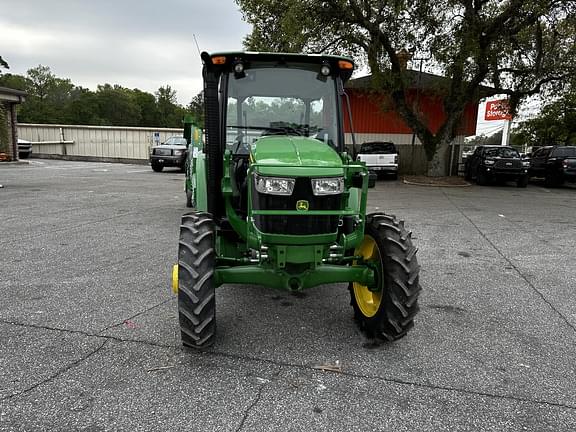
[17,124,183,161]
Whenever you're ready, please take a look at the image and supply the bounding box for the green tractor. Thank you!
[173,51,421,348]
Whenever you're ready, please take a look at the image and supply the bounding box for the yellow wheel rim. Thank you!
[353,235,382,318]
[171,264,179,294]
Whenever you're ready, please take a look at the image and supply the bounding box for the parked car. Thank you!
[17,139,32,159]
[461,145,476,160]
[149,136,187,172]
[356,141,399,179]
[529,145,576,187]
[464,145,529,187]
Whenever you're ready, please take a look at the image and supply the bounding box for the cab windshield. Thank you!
[225,67,339,153]
[484,147,520,158]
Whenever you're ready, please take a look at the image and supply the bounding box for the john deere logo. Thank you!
[296,200,309,211]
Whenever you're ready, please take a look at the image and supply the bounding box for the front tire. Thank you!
[151,161,164,172]
[349,213,421,341]
[517,175,528,188]
[476,169,488,186]
[178,212,216,349]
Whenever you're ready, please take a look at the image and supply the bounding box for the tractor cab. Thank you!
[199,52,356,228]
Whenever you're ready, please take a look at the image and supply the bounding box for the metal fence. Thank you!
[17,124,183,162]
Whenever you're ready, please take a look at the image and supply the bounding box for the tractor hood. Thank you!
[250,136,343,177]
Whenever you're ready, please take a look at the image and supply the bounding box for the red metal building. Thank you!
[343,72,480,174]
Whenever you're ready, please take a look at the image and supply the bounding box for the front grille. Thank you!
[252,177,341,235]
[494,159,521,169]
[154,148,172,156]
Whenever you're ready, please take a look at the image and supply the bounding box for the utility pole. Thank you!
[501,119,512,146]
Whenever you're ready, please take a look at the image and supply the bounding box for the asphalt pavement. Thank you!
[1,159,575,431]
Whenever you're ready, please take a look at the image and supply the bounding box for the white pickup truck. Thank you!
[357,141,399,179]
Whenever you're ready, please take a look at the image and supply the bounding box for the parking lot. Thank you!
[1,159,575,431]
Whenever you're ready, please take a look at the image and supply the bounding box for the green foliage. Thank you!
[513,91,576,148]
[0,65,197,128]
[92,84,140,126]
[156,85,182,127]
[467,131,504,147]
[187,91,205,128]
[0,73,28,91]
[0,55,8,73]
[236,0,576,174]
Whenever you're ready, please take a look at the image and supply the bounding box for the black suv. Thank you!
[149,136,188,172]
[464,145,529,187]
[529,146,576,187]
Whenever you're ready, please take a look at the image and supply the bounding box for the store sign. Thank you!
[485,99,512,121]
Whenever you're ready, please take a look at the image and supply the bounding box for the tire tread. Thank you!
[178,212,216,349]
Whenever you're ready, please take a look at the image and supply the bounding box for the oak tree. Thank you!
[237,0,576,175]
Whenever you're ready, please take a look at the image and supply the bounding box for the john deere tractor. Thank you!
[173,51,421,348]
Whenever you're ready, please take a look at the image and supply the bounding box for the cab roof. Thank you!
[205,51,354,64]
[201,51,355,81]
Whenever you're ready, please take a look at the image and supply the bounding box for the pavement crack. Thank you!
[4,320,575,411]
[441,189,576,336]
[235,369,280,432]
[205,349,576,411]
[234,384,265,432]
[0,318,173,349]
[98,298,174,333]
[1,339,109,401]
[0,319,101,339]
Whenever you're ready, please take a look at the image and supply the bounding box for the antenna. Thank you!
[193,34,201,56]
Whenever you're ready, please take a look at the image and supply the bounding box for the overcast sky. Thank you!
[1,2,530,136]
[0,0,252,104]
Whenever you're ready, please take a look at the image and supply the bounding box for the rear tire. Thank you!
[349,213,421,341]
[151,161,164,172]
[178,212,216,349]
[545,173,563,188]
[517,175,528,188]
[476,170,488,186]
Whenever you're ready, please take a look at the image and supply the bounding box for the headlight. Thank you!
[522,161,530,167]
[484,159,495,165]
[255,176,295,195]
[174,150,183,156]
[311,177,344,195]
